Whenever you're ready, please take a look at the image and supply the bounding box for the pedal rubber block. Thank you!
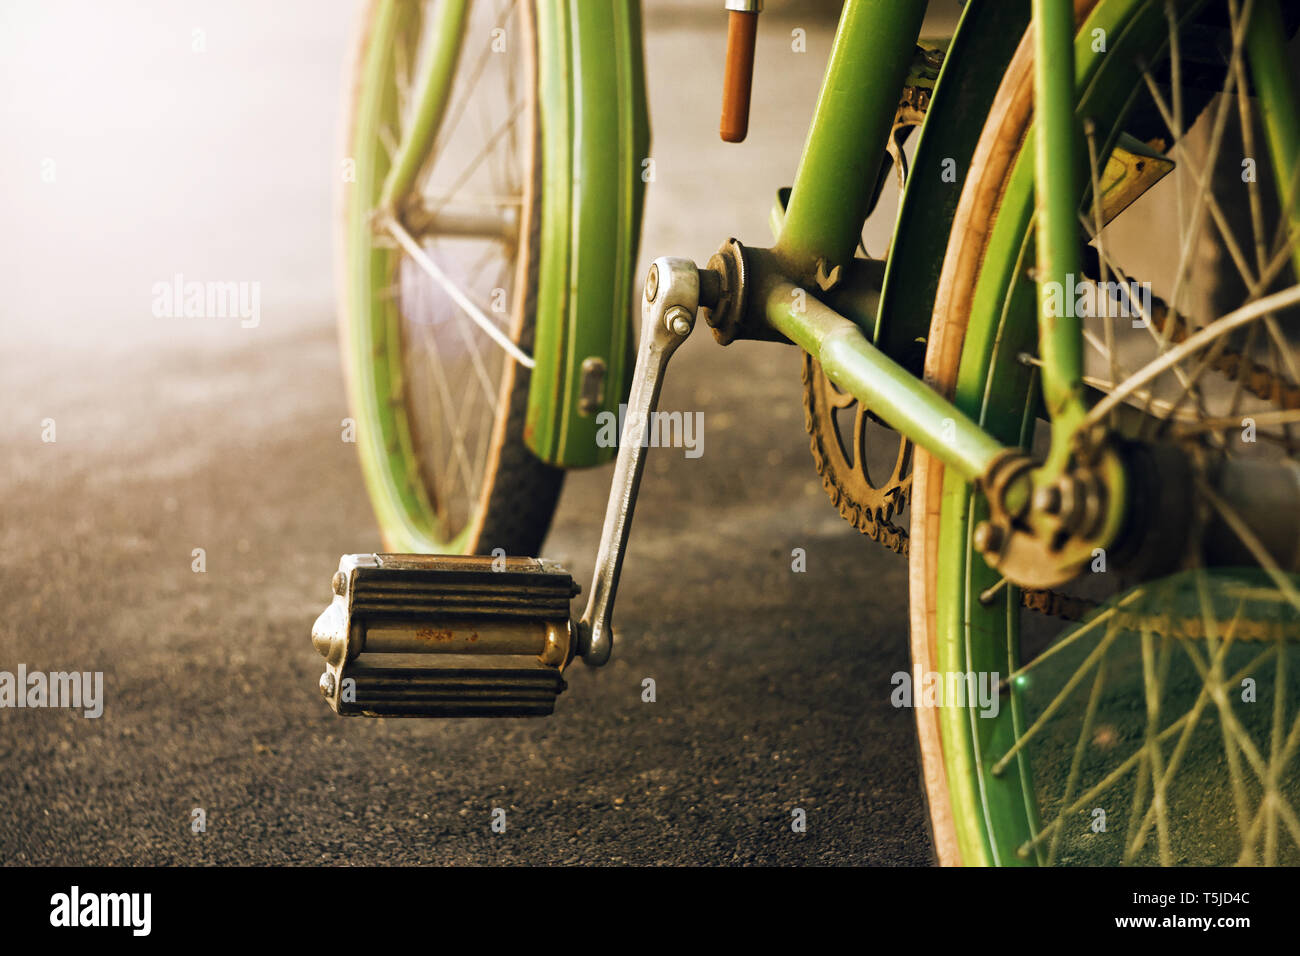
[312,554,579,718]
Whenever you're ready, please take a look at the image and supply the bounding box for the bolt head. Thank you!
[973,521,1005,554]
[665,306,692,337]
[645,263,659,303]
[332,571,347,596]
[319,672,336,698]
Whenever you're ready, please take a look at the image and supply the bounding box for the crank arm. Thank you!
[577,257,705,666]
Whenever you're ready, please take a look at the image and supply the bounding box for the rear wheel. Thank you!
[338,0,562,556]
[913,0,1300,864]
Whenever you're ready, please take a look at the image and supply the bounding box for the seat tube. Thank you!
[773,0,929,280]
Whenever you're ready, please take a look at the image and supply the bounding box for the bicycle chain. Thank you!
[1151,298,1300,411]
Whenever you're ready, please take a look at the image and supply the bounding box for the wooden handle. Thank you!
[720,10,758,143]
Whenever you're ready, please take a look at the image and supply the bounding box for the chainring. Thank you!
[802,353,913,554]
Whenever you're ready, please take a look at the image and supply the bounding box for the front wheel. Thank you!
[338,0,562,556]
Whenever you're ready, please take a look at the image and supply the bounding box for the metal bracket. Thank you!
[973,441,1127,590]
[576,257,702,665]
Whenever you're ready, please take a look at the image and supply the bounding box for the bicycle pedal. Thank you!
[312,554,579,718]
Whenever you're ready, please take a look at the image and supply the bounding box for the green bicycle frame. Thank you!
[755,0,1115,486]
[1031,0,1089,468]
[377,0,1300,488]
[760,0,1300,487]
[368,0,1129,485]
[773,1,928,280]
[763,0,1011,484]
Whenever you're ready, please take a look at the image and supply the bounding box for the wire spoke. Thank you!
[422,99,527,222]
[994,621,1124,776]
[1047,653,1109,866]
[1020,645,1274,858]
[1084,284,1300,427]
[1128,604,1246,858]
[385,214,533,367]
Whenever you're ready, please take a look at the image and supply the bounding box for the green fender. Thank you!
[526,0,651,467]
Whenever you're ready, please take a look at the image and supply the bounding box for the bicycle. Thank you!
[317,0,1300,866]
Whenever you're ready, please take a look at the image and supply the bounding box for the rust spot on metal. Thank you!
[415,627,455,642]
